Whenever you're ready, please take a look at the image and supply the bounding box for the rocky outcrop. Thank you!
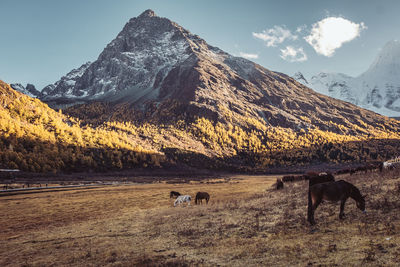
[10,83,43,98]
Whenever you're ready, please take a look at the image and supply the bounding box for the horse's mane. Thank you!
[348,182,363,200]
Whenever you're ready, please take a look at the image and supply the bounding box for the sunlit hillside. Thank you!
[66,100,400,170]
[0,80,165,172]
[1,80,400,173]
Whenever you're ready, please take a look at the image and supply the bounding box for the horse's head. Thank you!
[356,195,366,212]
[170,191,181,199]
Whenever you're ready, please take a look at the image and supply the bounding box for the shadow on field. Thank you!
[164,138,400,173]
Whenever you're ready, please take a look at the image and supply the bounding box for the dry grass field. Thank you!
[1,170,400,266]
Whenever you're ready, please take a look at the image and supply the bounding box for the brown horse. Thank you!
[276,178,284,190]
[307,180,366,225]
[170,191,181,199]
[195,192,210,205]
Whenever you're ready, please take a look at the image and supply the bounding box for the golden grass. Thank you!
[1,172,400,266]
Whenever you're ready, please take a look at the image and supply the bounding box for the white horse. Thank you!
[384,161,398,169]
[174,195,192,207]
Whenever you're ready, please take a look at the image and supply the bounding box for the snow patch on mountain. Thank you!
[293,72,308,85]
[42,62,92,98]
[309,72,356,103]
[10,83,42,98]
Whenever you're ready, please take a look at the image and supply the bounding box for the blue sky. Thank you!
[1,0,400,89]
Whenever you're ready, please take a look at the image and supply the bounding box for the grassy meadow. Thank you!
[1,170,400,266]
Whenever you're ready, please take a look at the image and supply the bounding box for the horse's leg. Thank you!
[174,199,181,207]
[308,190,322,225]
[310,198,323,225]
[339,198,347,219]
[307,190,314,224]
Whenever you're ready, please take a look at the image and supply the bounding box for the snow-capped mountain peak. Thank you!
[294,40,400,117]
[358,40,400,85]
[366,40,400,74]
[41,9,259,109]
[42,10,204,105]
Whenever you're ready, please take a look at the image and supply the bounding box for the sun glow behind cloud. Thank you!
[304,17,367,57]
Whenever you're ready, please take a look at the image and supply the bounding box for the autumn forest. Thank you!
[1,80,400,173]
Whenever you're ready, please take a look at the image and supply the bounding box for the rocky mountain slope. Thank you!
[10,83,42,98]
[294,40,400,117]
[42,9,196,107]
[41,62,92,97]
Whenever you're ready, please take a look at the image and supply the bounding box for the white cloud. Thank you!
[304,17,366,57]
[253,25,297,47]
[296,25,307,33]
[239,52,259,59]
[280,46,307,62]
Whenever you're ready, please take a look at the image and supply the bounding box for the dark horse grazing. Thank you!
[195,192,210,205]
[276,178,284,190]
[307,180,366,225]
[170,191,181,199]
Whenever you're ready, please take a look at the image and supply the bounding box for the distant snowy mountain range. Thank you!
[294,40,400,117]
